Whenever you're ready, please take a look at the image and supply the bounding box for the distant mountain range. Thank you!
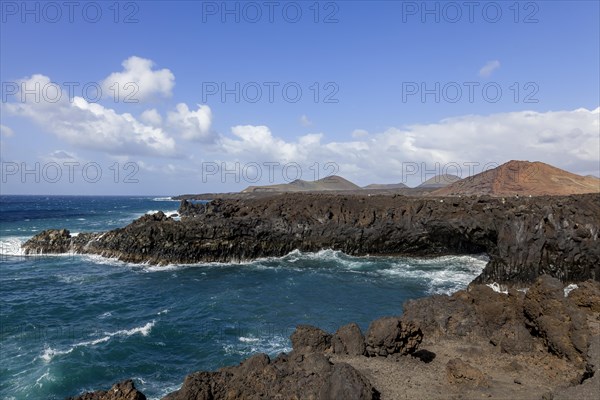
[362,183,409,190]
[198,161,600,198]
[242,175,361,193]
[242,174,459,193]
[417,174,461,189]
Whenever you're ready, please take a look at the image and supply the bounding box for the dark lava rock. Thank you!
[446,358,488,387]
[24,193,600,284]
[178,200,205,218]
[290,324,332,354]
[365,317,422,357]
[162,351,379,400]
[22,229,103,256]
[23,228,71,254]
[67,380,146,400]
[523,275,589,365]
[332,323,366,356]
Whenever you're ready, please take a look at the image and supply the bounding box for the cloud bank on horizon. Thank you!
[3,57,598,190]
[1,1,599,194]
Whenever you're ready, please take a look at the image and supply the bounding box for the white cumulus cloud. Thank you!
[6,74,178,157]
[167,103,213,141]
[102,56,175,102]
[352,129,369,138]
[219,125,324,164]
[140,109,163,126]
[212,108,600,186]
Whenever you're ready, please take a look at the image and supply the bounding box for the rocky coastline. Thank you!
[24,193,600,284]
[19,192,600,399]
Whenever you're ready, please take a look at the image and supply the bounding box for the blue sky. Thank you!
[1,0,599,195]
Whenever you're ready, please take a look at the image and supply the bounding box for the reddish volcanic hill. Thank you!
[432,160,600,196]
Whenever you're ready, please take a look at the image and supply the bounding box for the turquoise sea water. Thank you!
[0,195,487,399]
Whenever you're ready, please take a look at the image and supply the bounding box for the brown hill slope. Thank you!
[363,183,408,190]
[432,160,600,196]
[418,174,461,189]
[242,175,361,193]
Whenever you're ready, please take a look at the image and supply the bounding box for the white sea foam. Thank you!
[144,263,185,272]
[81,253,149,268]
[145,209,180,220]
[153,197,177,201]
[110,320,155,337]
[487,282,509,294]
[34,370,55,388]
[375,255,487,295]
[40,346,73,362]
[223,334,291,357]
[56,274,88,284]
[58,243,485,297]
[0,236,80,257]
[239,336,260,343]
[146,209,179,217]
[38,320,156,363]
[155,384,185,400]
[133,376,147,385]
[0,237,30,256]
[134,250,486,295]
[564,283,578,297]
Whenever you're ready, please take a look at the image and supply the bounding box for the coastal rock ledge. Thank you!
[24,193,600,284]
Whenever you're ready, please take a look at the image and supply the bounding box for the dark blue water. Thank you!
[0,196,487,399]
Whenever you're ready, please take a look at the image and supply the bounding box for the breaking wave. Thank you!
[38,320,156,363]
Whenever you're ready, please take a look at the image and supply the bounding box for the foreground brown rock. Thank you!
[523,275,589,366]
[68,380,145,400]
[332,323,366,356]
[335,276,600,399]
[159,316,420,399]
[290,325,332,354]
[364,317,422,357]
[162,337,380,400]
[24,193,600,284]
[569,280,600,312]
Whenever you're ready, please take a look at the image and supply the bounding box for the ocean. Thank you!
[0,195,487,399]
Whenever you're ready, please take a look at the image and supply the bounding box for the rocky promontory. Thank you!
[23,193,600,284]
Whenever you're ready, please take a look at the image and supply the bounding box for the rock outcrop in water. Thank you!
[24,193,600,284]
